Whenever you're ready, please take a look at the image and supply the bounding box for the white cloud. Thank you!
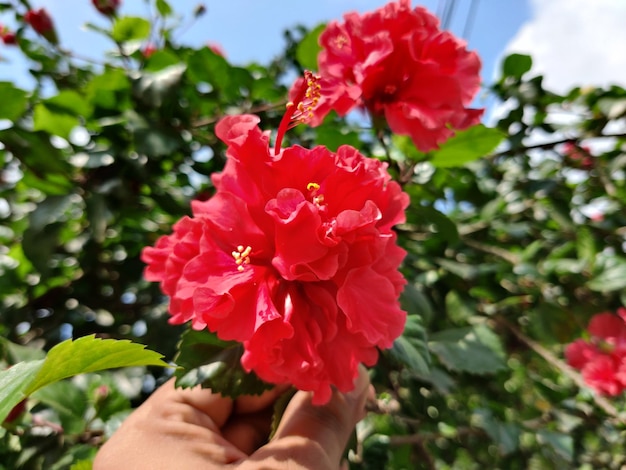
[504,0,626,93]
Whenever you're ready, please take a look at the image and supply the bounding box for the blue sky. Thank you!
[0,0,530,99]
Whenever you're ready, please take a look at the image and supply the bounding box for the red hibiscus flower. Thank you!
[92,0,121,17]
[566,309,626,395]
[295,0,483,152]
[142,74,409,404]
[0,25,17,45]
[142,43,157,58]
[24,8,58,44]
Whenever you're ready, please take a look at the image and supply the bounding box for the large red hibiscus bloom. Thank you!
[142,83,409,403]
[299,0,483,152]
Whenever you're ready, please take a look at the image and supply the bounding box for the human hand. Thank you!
[93,368,371,470]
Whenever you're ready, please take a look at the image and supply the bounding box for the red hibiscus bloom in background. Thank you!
[142,80,409,403]
[24,8,58,44]
[142,43,157,58]
[295,0,483,152]
[0,25,17,45]
[92,0,121,17]
[565,308,626,396]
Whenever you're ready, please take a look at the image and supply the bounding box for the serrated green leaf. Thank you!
[0,82,28,121]
[430,124,504,168]
[502,53,532,79]
[296,23,325,71]
[389,314,430,375]
[174,328,272,398]
[428,325,506,375]
[0,360,44,423]
[111,16,151,42]
[24,335,169,395]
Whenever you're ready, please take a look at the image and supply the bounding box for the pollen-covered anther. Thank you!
[232,245,252,272]
[290,71,322,126]
[307,182,326,208]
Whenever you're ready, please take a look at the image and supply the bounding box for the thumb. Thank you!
[246,367,370,469]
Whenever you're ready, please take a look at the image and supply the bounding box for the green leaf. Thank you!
[24,335,169,395]
[0,82,28,121]
[313,124,362,151]
[187,47,238,100]
[472,408,520,455]
[32,104,79,139]
[143,50,181,72]
[412,205,459,244]
[502,53,532,79]
[132,63,186,108]
[46,90,92,117]
[537,430,573,462]
[587,258,626,292]
[430,124,505,168]
[174,328,272,398]
[111,16,151,42]
[0,337,46,363]
[155,0,173,16]
[400,283,435,322]
[428,324,506,375]
[69,461,93,470]
[32,381,88,435]
[389,314,430,375]
[296,23,325,71]
[0,360,44,423]
[445,291,475,325]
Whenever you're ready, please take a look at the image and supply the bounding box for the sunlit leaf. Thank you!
[24,336,169,395]
[111,16,151,42]
[430,124,504,168]
[296,23,325,71]
[502,53,532,79]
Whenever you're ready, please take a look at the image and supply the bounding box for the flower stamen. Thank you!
[274,70,321,154]
[232,245,252,272]
[307,182,326,209]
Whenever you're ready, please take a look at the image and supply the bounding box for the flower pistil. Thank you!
[274,71,321,154]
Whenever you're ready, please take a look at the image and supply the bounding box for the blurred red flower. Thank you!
[565,309,626,396]
[142,43,157,58]
[293,0,483,152]
[0,25,16,45]
[142,78,409,403]
[92,0,121,17]
[24,8,57,44]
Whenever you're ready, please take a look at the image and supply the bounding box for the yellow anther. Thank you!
[307,182,320,192]
[231,245,252,271]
